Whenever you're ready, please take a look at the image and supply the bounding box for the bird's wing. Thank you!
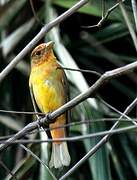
[57,64,71,134]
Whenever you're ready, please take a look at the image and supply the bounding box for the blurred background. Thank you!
[0,0,137,179]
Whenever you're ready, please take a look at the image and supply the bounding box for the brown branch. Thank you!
[0,0,89,83]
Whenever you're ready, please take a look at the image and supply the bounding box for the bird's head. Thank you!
[31,41,55,66]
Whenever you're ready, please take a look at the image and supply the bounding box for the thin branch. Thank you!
[59,97,137,180]
[118,97,137,128]
[0,159,17,180]
[0,124,137,144]
[20,144,57,180]
[0,118,137,141]
[57,67,101,77]
[131,0,137,31]
[0,0,89,83]
[0,59,137,151]
[0,109,46,115]
[122,97,137,124]
[0,117,136,141]
[82,0,125,28]
[29,0,44,26]
[97,96,132,120]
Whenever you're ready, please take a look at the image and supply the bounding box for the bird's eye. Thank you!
[35,50,41,56]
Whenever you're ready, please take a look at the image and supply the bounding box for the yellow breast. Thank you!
[29,62,65,113]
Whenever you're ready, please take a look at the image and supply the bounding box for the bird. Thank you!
[29,41,71,168]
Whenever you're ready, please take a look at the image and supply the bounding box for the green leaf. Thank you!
[52,0,102,17]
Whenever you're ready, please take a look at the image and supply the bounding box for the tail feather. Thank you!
[60,142,71,166]
[49,142,71,169]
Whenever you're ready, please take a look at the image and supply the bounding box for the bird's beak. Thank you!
[46,41,54,49]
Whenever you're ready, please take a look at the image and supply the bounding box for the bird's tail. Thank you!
[49,142,71,169]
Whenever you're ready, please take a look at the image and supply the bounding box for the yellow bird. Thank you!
[29,41,71,168]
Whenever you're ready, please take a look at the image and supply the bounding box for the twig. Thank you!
[0,159,17,180]
[119,97,137,126]
[0,124,136,144]
[97,96,132,120]
[0,60,137,151]
[0,0,89,83]
[82,0,125,28]
[57,67,101,77]
[59,96,137,180]
[122,97,137,124]
[0,109,46,115]
[29,0,44,26]
[20,144,56,180]
[131,0,137,31]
